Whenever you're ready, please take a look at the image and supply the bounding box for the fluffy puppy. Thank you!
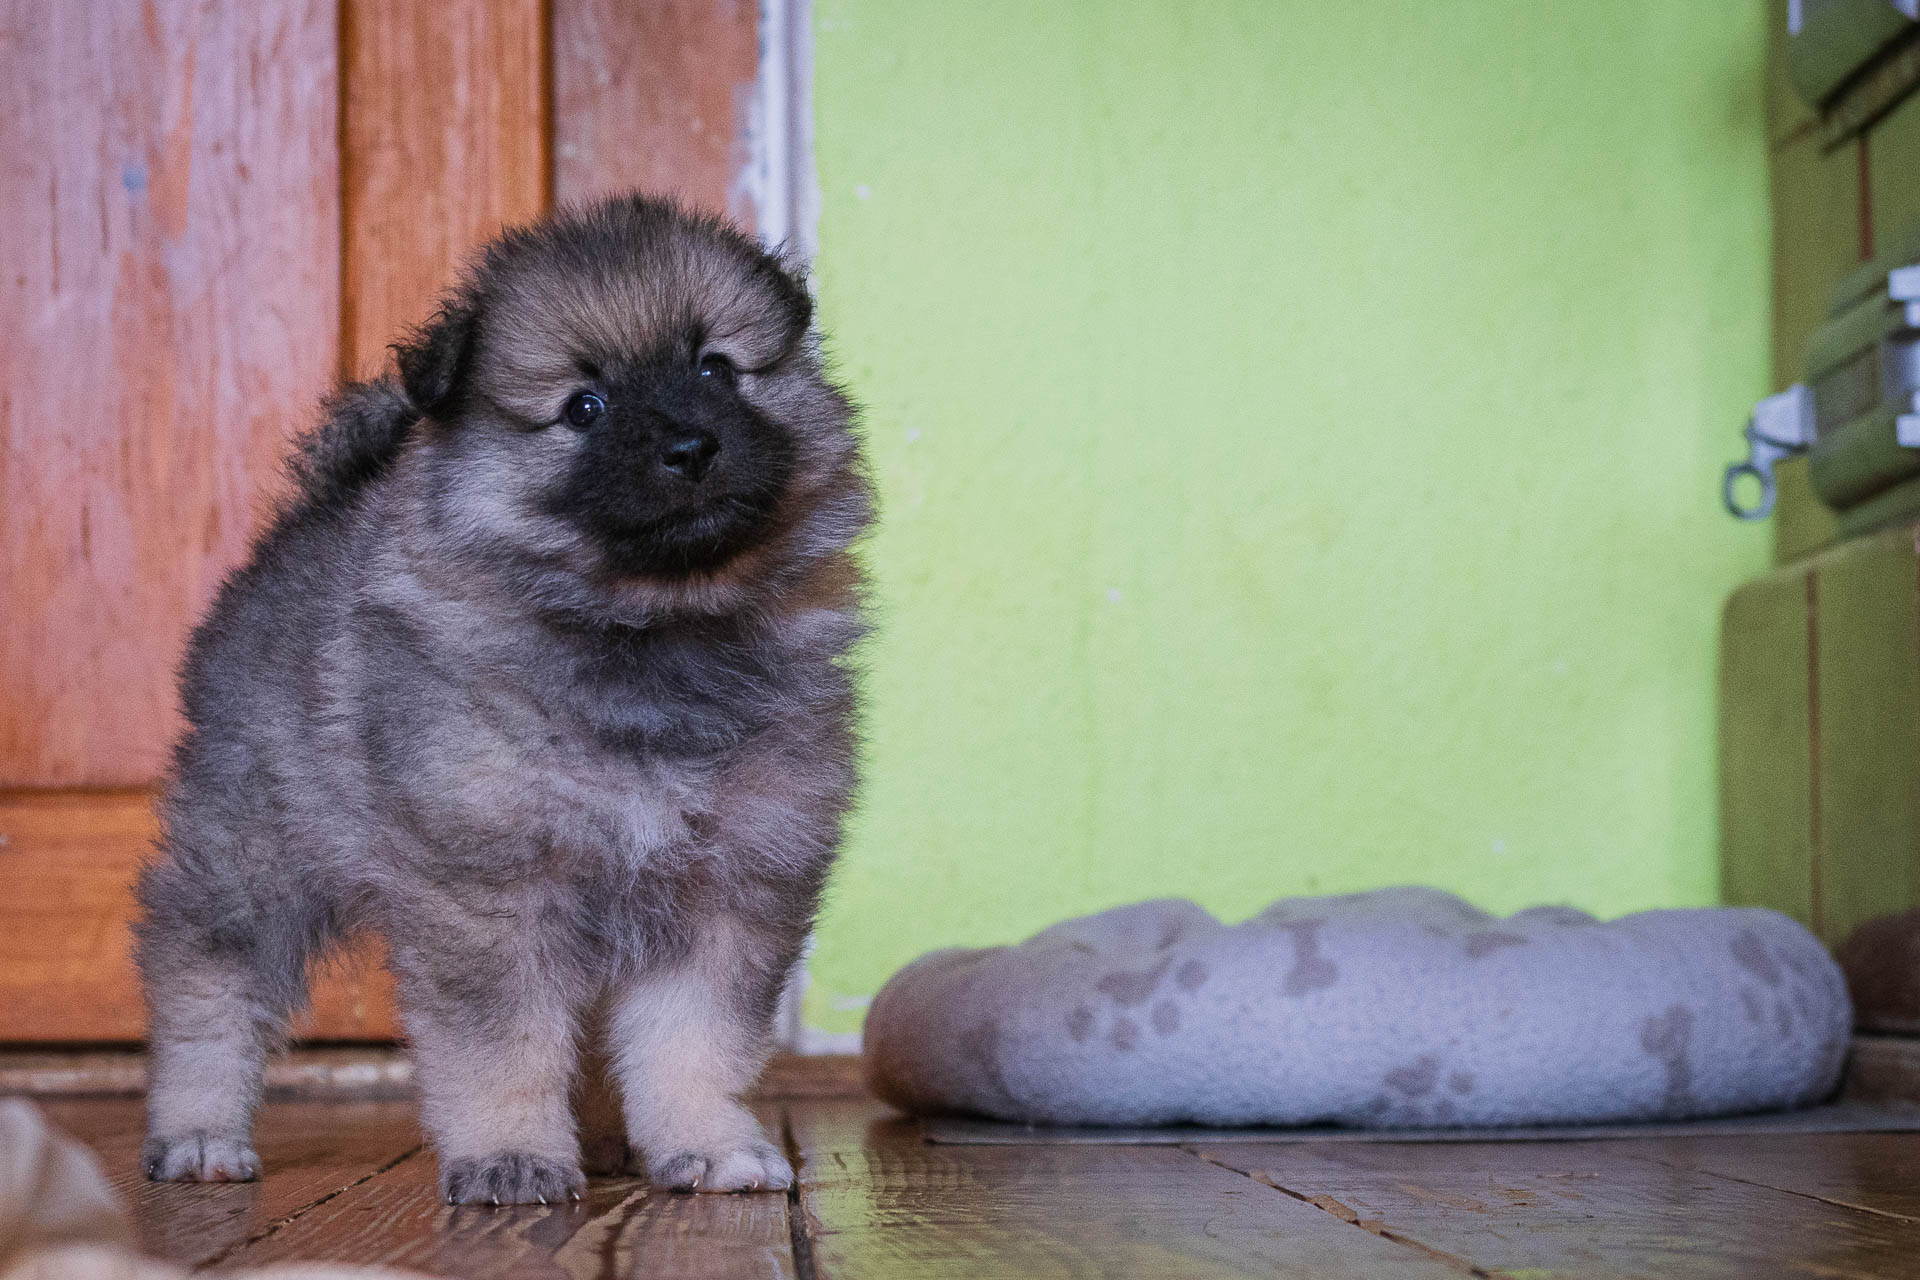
[134,195,870,1204]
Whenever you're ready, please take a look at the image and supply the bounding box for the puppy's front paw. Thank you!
[649,1140,793,1194]
[441,1152,585,1206]
[142,1132,260,1183]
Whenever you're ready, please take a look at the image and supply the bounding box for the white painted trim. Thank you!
[755,0,845,1054]
[749,0,820,267]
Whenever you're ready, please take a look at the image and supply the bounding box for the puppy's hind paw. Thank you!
[441,1152,585,1206]
[142,1132,260,1183]
[650,1140,793,1194]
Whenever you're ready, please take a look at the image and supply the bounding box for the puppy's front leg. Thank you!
[607,919,792,1193]
[397,943,585,1205]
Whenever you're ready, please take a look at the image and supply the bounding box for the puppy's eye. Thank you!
[697,353,737,386]
[562,391,605,429]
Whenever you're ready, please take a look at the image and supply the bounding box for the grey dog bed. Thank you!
[862,888,1852,1129]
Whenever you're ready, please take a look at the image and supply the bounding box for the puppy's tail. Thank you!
[286,378,419,514]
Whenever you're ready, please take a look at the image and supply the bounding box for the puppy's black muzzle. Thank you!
[548,369,795,577]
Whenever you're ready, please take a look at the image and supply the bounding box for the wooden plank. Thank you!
[1773,457,1840,564]
[751,1053,864,1099]
[1766,0,1814,150]
[552,0,761,221]
[224,1104,796,1278]
[340,0,547,376]
[1813,522,1920,947]
[1769,130,1860,562]
[1625,1131,1920,1223]
[0,790,400,1042]
[0,1048,847,1102]
[1718,561,1817,928]
[0,0,341,786]
[788,1098,1461,1279]
[1770,132,1863,391]
[40,1098,421,1270]
[1866,81,1920,248]
[1194,1138,1920,1279]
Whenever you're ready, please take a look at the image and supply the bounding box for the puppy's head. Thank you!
[394,195,867,618]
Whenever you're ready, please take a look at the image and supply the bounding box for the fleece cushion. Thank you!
[862,888,1851,1128]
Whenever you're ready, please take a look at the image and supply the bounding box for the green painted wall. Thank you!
[802,1,1772,1038]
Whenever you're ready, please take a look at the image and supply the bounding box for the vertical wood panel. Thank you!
[0,790,398,1042]
[1867,86,1920,247]
[1768,132,1859,564]
[1718,563,1816,927]
[340,0,548,375]
[1814,524,1920,948]
[1765,0,1813,149]
[0,1,341,786]
[552,0,760,222]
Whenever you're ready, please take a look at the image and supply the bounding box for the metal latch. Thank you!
[1723,384,1814,520]
[1724,259,1920,519]
[1892,265,1920,449]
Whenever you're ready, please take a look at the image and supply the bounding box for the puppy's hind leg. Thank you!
[135,859,315,1183]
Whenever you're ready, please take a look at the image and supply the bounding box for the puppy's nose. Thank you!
[660,430,720,481]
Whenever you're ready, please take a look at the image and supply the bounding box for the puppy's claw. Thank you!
[441,1152,585,1206]
[649,1141,793,1195]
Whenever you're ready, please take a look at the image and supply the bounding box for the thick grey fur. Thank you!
[135,195,871,1203]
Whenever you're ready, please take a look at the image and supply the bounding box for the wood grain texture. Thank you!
[0,0,341,787]
[1195,1138,1920,1279]
[40,1093,1920,1278]
[0,790,400,1042]
[225,1104,796,1278]
[1718,561,1816,928]
[40,1098,421,1270]
[787,1099,1460,1279]
[1812,523,1920,947]
[340,0,548,376]
[552,0,760,221]
[1627,1131,1920,1223]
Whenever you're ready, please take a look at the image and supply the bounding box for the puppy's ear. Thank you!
[394,296,478,419]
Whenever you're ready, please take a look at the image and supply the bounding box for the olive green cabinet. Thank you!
[1723,3,1920,1026]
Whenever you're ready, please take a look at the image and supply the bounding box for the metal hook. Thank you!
[1723,426,1786,520]
[1722,385,1814,521]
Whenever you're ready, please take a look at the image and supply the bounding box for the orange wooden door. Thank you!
[0,0,765,1042]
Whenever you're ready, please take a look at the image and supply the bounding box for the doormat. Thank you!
[923,1098,1920,1145]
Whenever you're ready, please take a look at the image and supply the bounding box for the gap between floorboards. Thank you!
[779,1104,820,1280]
[1181,1146,1494,1278]
[199,1143,426,1270]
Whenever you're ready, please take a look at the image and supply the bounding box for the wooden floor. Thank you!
[34,1058,1920,1279]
